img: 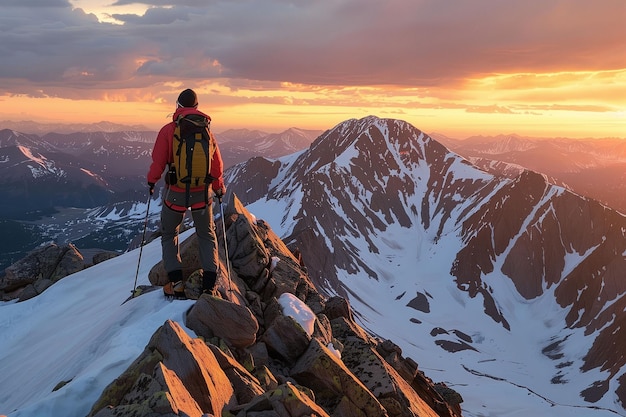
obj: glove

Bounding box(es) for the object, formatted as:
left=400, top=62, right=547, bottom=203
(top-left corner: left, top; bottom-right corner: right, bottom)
left=214, top=186, right=226, bottom=202
left=148, top=182, right=155, bottom=196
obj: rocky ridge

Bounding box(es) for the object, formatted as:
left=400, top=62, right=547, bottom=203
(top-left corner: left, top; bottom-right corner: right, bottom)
left=87, top=193, right=464, bottom=417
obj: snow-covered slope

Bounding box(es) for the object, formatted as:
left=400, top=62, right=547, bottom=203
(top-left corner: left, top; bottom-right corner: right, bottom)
left=228, top=116, right=626, bottom=416
left=0, top=230, right=195, bottom=417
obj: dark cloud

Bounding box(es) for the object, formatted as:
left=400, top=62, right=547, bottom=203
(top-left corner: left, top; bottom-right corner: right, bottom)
left=111, top=6, right=193, bottom=25
left=4, top=0, right=70, bottom=6
left=0, top=7, right=135, bottom=86
left=215, top=0, right=626, bottom=86
left=0, top=0, right=624, bottom=99
left=112, top=0, right=210, bottom=6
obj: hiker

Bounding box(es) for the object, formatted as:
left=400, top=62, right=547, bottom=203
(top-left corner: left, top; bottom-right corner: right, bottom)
left=147, top=88, right=226, bottom=299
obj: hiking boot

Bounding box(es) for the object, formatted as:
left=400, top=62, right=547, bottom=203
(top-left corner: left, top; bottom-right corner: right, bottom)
left=202, top=270, right=217, bottom=294
left=163, top=280, right=186, bottom=299
left=164, top=270, right=186, bottom=300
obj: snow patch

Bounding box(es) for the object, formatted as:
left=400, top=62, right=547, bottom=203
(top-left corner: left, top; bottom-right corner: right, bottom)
left=277, top=292, right=316, bottom=336
left=269, top=256, right=280, bottom=272
left=328, top=342, right=342, bottom=360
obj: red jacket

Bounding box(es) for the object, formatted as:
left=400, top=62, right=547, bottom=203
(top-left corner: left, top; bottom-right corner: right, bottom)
left=148, top=107, right=225, bottom=195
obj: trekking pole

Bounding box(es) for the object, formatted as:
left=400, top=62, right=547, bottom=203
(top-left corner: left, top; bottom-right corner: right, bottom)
left=132, top=195, right=152, bottom=298
left=218, top=197, right=232, bottom=292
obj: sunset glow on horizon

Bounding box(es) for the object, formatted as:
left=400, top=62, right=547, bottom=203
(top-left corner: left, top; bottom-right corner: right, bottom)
left=0, top=1, right=624, bottom=139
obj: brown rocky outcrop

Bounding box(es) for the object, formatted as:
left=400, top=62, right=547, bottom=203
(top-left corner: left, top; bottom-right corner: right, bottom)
left=88, top=319, right=235, bottom=417
left=291, top=338, right=388, bottom=416
left=0, top=242, right=84, bottom=301
left=89, top=193, right=463, bottom=417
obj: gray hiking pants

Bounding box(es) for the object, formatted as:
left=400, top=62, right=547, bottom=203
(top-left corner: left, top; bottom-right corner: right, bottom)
left=160, top=203, right=219, bottom=275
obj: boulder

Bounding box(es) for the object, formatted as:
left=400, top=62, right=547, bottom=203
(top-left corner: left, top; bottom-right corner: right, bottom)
left=324, top=296, right=354, bottom=321
left=339, top=329, right=443, bottom=417
left=187, top=294, right=259, bottom=349
left=92, top=251, right=120, bottom=265
left=227, top=204, right=271, bottom=279
left=263, top=314, right=311, bottom=365
left=208, top=344, right=265, bottom=405
left=92, top=362, right=203, bottom=417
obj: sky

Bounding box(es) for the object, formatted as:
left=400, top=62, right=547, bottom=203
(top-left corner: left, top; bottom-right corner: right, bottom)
left=0, top=0, right=625, bottom=138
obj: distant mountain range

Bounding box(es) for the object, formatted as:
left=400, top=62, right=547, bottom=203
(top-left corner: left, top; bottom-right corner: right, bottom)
left=2, top=121, right=623, bottom=269
left=431, top=133, right=626, bottom=214
left=0, top=126, right=320, bottom=269
left=219, top=127, right=323, bottom=168
left=226, top=116, right=626, bottom=415
left=0, top=129, right=155, bottom=219
left=0, top=120, right=153, bottom=135
left=0, top=126, right=321, bottom=218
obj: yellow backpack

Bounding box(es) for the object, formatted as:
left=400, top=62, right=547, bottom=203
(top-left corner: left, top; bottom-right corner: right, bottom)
left=167, top=113, right=216, bottom=206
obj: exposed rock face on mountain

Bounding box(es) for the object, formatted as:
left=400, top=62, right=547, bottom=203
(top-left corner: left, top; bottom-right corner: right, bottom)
left=225, top=116, right=626, bottom=413
left=224, top=157, right=282, bottom=208
left=88, top=193, right=463, bottom=417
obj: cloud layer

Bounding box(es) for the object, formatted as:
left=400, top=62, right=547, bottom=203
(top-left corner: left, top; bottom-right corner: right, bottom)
left=1, top=0, right=624, bottom=100
left=0, top=0, right=624, bottom=138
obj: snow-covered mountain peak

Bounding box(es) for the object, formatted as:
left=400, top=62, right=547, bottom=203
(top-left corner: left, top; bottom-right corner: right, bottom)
left=226, top=115, right=626, bottom=416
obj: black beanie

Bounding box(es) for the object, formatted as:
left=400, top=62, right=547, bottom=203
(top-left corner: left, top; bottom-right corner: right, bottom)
left=177, top=89, right=198, bottom=108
